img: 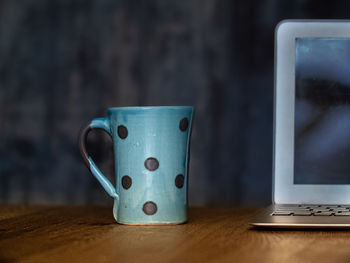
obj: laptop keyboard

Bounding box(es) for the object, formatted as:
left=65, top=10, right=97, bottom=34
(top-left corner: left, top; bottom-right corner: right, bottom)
left=272, top=205, right=350, bottom=216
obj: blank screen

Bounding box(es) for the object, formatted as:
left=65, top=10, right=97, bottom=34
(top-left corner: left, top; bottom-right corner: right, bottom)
left=294, top=38, right=350, bottom=184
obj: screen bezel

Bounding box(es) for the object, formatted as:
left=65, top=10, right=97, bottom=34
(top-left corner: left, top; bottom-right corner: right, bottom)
left=274, top=20, right=350, bottom=204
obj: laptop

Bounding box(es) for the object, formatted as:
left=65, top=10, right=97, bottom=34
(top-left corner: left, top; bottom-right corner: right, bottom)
left=250, top=20, right=350, bottom=228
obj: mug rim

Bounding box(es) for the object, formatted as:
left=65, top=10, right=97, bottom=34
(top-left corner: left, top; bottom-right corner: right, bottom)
left=108, top=106, right=194, bottom=111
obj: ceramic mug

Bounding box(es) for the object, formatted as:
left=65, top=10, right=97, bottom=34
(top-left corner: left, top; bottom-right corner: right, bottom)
left=79, top=106, right=194, bottom=225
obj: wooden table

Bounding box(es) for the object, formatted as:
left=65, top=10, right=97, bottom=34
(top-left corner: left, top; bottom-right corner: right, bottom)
left=2, top=205, right=350, bottom=263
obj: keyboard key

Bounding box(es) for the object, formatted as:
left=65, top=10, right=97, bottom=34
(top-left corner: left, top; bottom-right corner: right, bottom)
left=313, top=209, right=331, bottom=213
left=289, top=209, right=312, bottom=213
left=333, top=207, right=349, bottom=211
left=275, top=209, right=295, bottom=212
left=293, top=212, right=312, bottom=216
left=334, top=212, right=350, bottom=216
left=314, top=212, right=333, bottom=216
left=298, top=206, right=311, bottom=209
left=272, top=211, right=292, bottom=216
left=305, top=206, right=319, bottom=210
left=276, top=207, right=301, bottom=210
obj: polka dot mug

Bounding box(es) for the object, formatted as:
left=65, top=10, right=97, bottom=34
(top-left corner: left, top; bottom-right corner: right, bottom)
left=79, top=106, right=194, bottom=225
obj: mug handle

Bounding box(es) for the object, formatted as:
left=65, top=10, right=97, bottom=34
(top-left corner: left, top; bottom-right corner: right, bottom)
left=78, top=117, right=119, bottom=200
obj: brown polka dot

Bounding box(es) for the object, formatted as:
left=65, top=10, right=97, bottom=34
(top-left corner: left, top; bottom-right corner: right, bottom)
left=175, top=174, right=184, bottom=188
left=118, top=125, right=128, bottom=139
left=179, top=118, right=189, bottom=131
left=143, top=201, right=157, bottom=215
left=144, top=157, right=159, bottom=171
left=121, top=175, right=132, bottom=189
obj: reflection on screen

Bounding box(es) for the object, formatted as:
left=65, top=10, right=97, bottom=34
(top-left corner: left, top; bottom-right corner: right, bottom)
left=295, top=38, right=350, bottom=184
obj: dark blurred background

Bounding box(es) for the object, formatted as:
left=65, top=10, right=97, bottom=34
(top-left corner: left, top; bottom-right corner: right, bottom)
left=1, top=0, right=350, bottom=206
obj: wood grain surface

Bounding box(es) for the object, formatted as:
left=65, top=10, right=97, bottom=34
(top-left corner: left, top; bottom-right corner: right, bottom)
left=2, top=206, right=350, bottom=263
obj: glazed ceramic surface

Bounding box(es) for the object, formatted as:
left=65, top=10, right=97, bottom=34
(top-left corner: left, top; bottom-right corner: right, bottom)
left=79, top=106, right=194, bottom=224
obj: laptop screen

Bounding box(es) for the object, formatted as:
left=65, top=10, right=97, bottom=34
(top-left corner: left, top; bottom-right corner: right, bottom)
left=294, top=38, right=350, bottom=184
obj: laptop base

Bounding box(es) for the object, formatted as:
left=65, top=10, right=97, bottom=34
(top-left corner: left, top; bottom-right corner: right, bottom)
left=249, top=205, right=350, bottom=228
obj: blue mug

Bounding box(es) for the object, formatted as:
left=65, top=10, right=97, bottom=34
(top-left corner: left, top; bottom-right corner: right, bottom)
left=79, top=106, right=194, bottom=225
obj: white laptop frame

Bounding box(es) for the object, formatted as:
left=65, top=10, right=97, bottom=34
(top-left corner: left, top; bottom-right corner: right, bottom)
left=274, top=20, right=350, bottom=204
